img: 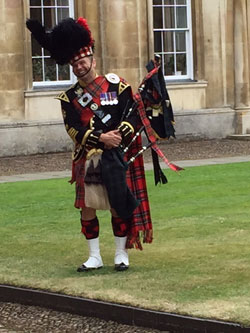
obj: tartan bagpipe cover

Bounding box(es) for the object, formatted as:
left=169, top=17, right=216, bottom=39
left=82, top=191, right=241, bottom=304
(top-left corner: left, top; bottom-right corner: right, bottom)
left=133, top=60, right=183, bottom=185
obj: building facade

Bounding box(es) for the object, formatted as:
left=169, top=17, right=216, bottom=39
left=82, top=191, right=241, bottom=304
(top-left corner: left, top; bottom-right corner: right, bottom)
left=0, top=0, right=249, bottom=156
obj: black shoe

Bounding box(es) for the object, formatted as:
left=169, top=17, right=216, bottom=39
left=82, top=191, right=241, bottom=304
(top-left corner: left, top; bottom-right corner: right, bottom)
left=77, top=264, right=103, bottom=272
left=115, top=263, right=129, bottom=272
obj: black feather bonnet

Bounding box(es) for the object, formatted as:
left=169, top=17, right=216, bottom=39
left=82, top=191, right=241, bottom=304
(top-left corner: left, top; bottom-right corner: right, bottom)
left=26, top=17, right=95, bottom=65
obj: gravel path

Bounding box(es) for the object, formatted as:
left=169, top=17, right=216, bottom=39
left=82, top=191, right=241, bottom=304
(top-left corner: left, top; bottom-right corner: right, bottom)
left=1, top=138, right=250, bottom=176
left=0, top=302, right=166, bottom=333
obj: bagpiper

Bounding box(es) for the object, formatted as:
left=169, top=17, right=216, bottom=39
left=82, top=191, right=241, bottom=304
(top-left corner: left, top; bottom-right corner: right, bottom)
left=26, top=17, right=153, bottom=272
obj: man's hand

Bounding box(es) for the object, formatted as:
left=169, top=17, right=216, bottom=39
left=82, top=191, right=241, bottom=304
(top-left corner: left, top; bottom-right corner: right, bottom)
left=99, top=130, right=122, bottom=149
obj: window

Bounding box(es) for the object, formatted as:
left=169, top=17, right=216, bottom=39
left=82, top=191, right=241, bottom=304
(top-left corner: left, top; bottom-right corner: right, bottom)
left=29, top=0, right=74, bottom=87
left=153, top=0, right=193, bottom=80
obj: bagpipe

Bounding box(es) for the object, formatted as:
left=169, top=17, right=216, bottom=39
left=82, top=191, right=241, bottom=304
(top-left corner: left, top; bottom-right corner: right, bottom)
left=122, top=55, right=184, bottom=185
left=89, top=56, right=184, bottom=218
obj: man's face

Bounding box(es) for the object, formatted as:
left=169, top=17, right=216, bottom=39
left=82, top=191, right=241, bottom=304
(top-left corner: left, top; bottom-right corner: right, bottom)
left=72, top=56, right=96, bottom=80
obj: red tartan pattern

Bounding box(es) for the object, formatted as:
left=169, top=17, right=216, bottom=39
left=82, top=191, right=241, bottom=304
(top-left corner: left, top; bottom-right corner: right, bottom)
left=85, top=76, right=108, bottom=99
left=125, top=134, right=153, bottom=250
left=73, top=157, right=86, bottom=208
left=134, top=92, right=157, bottom=145
left=111, top=216, right=128, bottom=237
left=81, top=217, right=99, bottom=239
left=72, top=76, right=109, bottom=127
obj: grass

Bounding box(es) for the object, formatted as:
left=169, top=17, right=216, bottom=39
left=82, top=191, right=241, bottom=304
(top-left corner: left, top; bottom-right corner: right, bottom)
left=1, top=162, right=250, bottom=325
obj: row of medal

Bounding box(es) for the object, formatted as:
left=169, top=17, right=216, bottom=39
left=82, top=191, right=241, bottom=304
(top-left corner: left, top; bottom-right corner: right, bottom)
left=100, top=92, right=118, bottom=106
left=77, top=90, right=118, bottom=109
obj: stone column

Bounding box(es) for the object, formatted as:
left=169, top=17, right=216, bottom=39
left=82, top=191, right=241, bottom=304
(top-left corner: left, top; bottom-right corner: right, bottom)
left=234, top=0, right=250, bottom=133
left=0, top=0, right=25, bottom=121
left=96, top=0, right=149, bottom=90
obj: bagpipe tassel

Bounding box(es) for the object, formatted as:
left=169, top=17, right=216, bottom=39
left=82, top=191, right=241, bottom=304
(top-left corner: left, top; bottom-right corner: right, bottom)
left=151, top=148, right=168, bottom=185
left=152, top=143, right=184, bottom=174
left=168, top=162, right=184, bottom=172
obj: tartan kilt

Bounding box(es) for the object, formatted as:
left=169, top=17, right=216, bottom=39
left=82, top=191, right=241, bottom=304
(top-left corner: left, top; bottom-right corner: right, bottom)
left=71, top=135, right=153, bottom=250
left=71, top=156, right=86, bottom=209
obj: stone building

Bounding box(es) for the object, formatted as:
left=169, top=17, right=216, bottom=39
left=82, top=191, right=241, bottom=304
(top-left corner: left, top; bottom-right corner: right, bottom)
left=0, top=0, right=249, bottom=156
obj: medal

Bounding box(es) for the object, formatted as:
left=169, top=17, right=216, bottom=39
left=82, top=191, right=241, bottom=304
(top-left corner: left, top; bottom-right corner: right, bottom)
left=78, top=92, right=92, bottom=107
left=100, top=92, right=118, bottom=106
left=90, top=103, right=98, bottom=111
left=75, top=86, right=83, bottom=97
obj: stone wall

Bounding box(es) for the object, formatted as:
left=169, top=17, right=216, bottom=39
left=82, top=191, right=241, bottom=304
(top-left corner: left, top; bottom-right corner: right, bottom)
left=2, top=0, right=250, bottom=157
left=0, top=0, right=25, bottom=121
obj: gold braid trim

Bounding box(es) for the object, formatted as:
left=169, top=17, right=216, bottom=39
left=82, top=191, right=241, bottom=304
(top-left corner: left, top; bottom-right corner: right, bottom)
left=81, top=129, right=93, bottom=146
left=55, top=92, right=70, bottom=103
left=117, top=121, right=134, bottom=141
left=86, top=148, right=103, bottom=160
left=67, top=127, right=79, bottom=143
left=120, top=121, right=134, bottom=134
left=118, top=81, right=129, bottom=95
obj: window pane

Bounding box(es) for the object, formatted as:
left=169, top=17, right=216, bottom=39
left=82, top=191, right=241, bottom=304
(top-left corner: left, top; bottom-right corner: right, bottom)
left=44, top=58, right=56, bottom=81
left=176, top=0, right=186, bottom=4
left=32, top=58, right=43, bottom=81
left=44, top=48, right=50, bottom=56
left=164, top=54, right=174, bottom=75
left=57, top=0, right=69, bottom=5
left=176, top=7, right=187, bottom=28
left=58, top=64, right=70, bottom=80
left=57, top=8, right=70, bottom=21
left=32, top=38, right=42, bottom=56
left=176, top=53, right=186, bottom=74
left=153, top=7, right=163, bottom=29
left=43, top=0, right=55, bottom=6
left=164, top=0, right=174, bottom=4
left=30, top=7, right=42, bottom=22
left=153, top=0, right=162, bottom=5
left=30, top=0, right=41, bottom=5
left=44, top=8, right=56, bottom=28
left=154, top=31, right=162, bottom=52
left=176, top=31, right=186, bottom=52
left=164, top=6, right=175, bottom=28
left=163, top=31, right=174, bottom=52
left=30, top=0, right=73, bottom=84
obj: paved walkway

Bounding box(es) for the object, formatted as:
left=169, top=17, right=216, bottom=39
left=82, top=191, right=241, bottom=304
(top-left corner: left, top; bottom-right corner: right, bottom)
left=1, top=155, right=250, bottom=184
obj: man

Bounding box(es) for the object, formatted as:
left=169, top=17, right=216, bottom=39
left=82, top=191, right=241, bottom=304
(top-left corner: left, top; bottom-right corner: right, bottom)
left=26, top=17, right=153, bottom=272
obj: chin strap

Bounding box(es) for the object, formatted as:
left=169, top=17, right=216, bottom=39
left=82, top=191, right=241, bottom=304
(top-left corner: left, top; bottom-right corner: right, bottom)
left=77, top=56, right=94, bottom=79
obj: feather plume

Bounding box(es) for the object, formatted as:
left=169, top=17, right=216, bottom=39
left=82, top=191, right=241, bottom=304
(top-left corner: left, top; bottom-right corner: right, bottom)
left=26, top=18, right=95, bottom=65
left=26, top=19, right=51, bottom=51
left=77, top=17, right=94, bottom=46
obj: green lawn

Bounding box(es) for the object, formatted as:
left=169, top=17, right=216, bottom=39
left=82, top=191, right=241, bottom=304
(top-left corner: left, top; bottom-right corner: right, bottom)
left=1, top=162, right=250, bottom=325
